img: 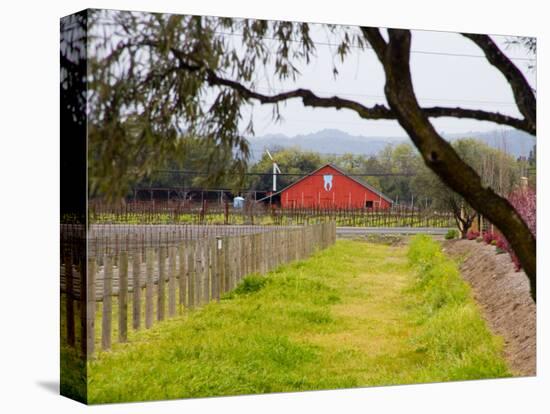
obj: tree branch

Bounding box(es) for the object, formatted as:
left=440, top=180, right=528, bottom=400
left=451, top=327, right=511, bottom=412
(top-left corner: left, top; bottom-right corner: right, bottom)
left=462, top=33, right=536, bottom=131
left=423, top=107, right=533, bottom=134
left=170, top=47, right=534, bottom=133
left=360, top=27, right=387, bottom=60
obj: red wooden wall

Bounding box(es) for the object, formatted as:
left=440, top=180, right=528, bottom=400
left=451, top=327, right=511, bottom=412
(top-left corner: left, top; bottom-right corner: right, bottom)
left=280, top=165, right=392, bottom=209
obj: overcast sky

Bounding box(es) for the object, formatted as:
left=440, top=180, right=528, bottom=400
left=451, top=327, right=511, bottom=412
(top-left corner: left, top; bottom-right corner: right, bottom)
left=240, top=26, right=536, bottom=138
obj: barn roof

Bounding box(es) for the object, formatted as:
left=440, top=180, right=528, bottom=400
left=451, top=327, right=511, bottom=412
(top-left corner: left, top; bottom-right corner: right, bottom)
left=257, top=163, right=394, bottom=204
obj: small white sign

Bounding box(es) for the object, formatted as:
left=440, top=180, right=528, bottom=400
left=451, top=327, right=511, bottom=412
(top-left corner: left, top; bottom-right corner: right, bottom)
left=323, top=174, right=333, bottom=191
left=217, top=239, right=223, bottom=250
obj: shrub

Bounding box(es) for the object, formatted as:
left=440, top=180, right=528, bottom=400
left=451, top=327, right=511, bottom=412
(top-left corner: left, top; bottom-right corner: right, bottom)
left=508, top=187, right=536, bottom=237
left=487, top=188, right=535, bottom=272
left=233, top=275, right=268, bottom=295
left=495, top=237, right=507, bottom=250
left=445, top=229, right=459, bottom=240
left=466, top=230, right=479, bottom=240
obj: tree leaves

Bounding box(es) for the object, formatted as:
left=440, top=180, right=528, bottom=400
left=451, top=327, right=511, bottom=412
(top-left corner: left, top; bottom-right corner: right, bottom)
left=88, top=11, right=327, bottom=199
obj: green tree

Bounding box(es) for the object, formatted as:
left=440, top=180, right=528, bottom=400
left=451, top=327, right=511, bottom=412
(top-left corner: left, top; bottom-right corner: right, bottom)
left=360, top=156, right=384, bottom=190
left=135, top=135, right=245, bottom=192
left=413, top=139, right=521, bottom=238
left=372, top=143, right=421, bottom=203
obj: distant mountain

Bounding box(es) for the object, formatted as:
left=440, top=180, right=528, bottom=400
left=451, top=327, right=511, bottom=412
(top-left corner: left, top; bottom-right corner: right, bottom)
left=248, top=129, right=406, bottom=161
left=247, top=128, right=535, bottom=161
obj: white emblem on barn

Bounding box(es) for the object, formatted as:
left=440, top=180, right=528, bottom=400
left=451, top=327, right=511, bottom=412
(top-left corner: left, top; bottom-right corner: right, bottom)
left=323, top=174, right=333, bottom=192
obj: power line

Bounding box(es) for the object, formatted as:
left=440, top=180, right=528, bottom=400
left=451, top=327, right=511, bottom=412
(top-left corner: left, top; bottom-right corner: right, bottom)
left=214, top=30, right=536, bottom=62
left=154, top=169, right=416, bottom=177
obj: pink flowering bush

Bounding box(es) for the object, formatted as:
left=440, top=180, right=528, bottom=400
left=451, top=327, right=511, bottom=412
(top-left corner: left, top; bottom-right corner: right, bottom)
left=483, top=231, right=496, bottom=244
left=466, top=230, right=480, bottom=240
left=508, top=187, right=536, bottom=237
left=490, top=188, right=536, bottom=271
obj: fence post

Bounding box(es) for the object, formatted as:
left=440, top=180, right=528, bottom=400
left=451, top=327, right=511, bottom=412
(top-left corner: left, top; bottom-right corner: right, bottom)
left=234, top=235, right=240, bottom=282
left=232, top=236, right=238, bottom=284
left=214, top=236, right=225, bottom=302
left=168, top=246, right=177, bottom=317
left=132, top=253, right=141, bottom=330
left=178, top=242, right=187, bottom=310
left=64, top=253, right=75, bottom=347
left=223, top=237, right=231, bottom=292
left=87, top=257, right=96, bottom=357
left=203, top=241, right=210, bottom=303
left=291, top=229, right=295, bottom=260
left=284, top=229, right=288, bottom=263
left=259, top=232, right=266, bottom=274
left=195, top=241, right=203, bottom=305
left=275, top=231, right=280, bottom=268
left=78, top=256, right=86, bottom=356
left=188, top=241, right=196, bottom=309
left=195, top=241, right=202, bottom=305
left=102, top=255, right=112, bottom=350
left=207, top=240, right=214, bottom=303
left=119, top=252, right=128, bottom=342
left=257, top=233, right=262, bottom=273
left=243, top=235, right=250, bottom=276
left=230, top=237, right=237, bottom=289
left=303, top=227, right=307, bottom=259
left=268, top=231, right=274, bottom=272
left=218, top=237, right=227, bottom=296
left=238, top=235, right=244, bottom=282
left=213, top=237, right=221, bottom=302
left=251, top=234, right=256, bottom=276
left=145, top=248, right=154, bottom=329
left=157, top=247, right=166, bottom=321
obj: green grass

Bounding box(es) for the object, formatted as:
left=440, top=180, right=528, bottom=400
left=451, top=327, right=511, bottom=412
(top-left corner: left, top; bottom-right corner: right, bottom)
left=61, top=346, right=87, bottom=403
left=405, top=235, right=509, bottom=380
left=87, top=238, right=509, bottom=404
left=60, top=297, right=87, bottom=402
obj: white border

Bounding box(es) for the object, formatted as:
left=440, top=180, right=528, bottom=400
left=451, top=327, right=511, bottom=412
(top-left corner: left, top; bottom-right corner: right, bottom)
left=0, top=1, right=547, bottom=412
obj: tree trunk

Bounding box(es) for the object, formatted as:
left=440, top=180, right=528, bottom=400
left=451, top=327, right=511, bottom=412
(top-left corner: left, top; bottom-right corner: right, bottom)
left=371, top=29, right=536, bottom=301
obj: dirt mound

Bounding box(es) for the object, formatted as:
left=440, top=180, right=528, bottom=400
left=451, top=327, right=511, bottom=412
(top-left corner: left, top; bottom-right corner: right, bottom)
left=443, top=239, right=536, bottom=377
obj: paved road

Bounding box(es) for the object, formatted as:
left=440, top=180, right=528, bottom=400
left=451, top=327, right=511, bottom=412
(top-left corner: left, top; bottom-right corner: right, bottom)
left=336, top=226, right=455, bottom=236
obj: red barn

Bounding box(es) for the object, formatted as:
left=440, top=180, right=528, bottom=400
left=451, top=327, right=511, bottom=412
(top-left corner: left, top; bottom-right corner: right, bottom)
left=270, top=164, right=393, bottom=209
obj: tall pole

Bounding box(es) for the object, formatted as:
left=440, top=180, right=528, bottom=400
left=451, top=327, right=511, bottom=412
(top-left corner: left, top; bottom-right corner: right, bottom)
left=266, top=149, right=281, bottom=193
left=273, top=162, right=277, bottom=192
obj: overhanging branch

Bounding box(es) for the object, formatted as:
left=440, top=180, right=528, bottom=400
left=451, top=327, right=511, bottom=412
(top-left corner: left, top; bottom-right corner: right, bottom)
left=462, top=33, right=536, bottom=131
left=170, top=47, right=534, bottom=133
left=360, top=27, right=387, bottom=60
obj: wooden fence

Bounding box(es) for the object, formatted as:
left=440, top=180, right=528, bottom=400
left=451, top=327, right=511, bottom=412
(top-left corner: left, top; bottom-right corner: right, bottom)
left=60, top=222, right=336, bottom=356
left=85, top=224, right=307, bottom=260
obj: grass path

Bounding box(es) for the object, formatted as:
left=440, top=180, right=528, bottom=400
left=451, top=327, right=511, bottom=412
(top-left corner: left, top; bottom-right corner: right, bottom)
left=88, top=239, right=509, bottom=404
